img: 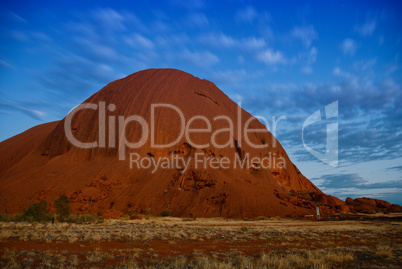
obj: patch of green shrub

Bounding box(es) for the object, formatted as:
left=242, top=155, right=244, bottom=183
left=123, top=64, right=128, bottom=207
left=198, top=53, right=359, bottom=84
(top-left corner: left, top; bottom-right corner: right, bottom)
left=254, top=216, right=268, bottom=221
left=55, top=195, right=70, bottom=221
left=0, top=214, right=24, bottom=222
left=22, top=200, right=52, bottom=222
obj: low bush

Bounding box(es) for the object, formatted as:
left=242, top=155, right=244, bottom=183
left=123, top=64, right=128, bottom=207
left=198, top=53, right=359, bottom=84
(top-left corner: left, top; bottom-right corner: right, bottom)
left=22, top=200, right=52, bottom=222
left=0, top=214, right=24, bottom=222
left=160, top=210, right=170, bottom=217
left=55, top=195, right=70, bottom=221
left=0, top=213, right=104, bottom=224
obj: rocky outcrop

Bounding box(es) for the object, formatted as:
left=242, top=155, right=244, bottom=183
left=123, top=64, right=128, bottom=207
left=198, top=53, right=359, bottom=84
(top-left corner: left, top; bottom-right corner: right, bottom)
left=0, top=69, right=398, bottom=218
left=346, top=197, right=402, bottom=214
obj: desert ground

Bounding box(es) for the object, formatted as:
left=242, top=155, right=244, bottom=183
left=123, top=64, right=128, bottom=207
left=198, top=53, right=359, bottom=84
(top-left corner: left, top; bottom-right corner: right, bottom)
left=0, top=214, right=401, bottom=268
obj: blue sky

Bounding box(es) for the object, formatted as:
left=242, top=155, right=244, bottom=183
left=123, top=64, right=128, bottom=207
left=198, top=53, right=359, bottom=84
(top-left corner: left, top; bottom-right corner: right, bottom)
left=1, top=0, right=401, bottom=204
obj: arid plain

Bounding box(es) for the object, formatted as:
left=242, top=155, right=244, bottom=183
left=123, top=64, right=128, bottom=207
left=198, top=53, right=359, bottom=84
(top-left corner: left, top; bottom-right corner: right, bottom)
left=1, top=213, right=401, bottom=268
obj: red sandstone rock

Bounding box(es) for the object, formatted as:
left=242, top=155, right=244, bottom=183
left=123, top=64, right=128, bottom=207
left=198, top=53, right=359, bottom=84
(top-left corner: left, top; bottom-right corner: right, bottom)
left=101, top=209, right=123, bottom=219
left=0, top=69, right=397, bottom=218
left=355, top=197, right=377, bottom=207
left=337, top=204, right=351, bottom=213
left=345, top=197, right=354, bottom=205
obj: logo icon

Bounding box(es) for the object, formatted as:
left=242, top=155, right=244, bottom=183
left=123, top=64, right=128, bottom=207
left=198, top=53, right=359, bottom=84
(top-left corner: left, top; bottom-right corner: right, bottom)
left=302, top=101, right=338, bottom=167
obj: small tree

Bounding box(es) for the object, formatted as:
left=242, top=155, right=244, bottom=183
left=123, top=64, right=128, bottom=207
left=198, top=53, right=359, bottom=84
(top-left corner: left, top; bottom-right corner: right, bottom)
left=55, top=195, right=70, bottom=221
left=23, top=200, right=50, bottom=222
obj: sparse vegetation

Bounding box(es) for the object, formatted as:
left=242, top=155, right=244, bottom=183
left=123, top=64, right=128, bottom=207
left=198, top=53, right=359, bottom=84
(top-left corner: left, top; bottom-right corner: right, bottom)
left=160, top=209, right=170, bottom=217
left=54, top=195, right=70, bottom=221
left=0, top=214, right=400, bottom=268
left=0, top=230, right=11, bottom=242
left=64, top=214, right=104, bottom=224
left=375, top=245, right=394, bottom=258
left=0, top=196, right=102, bottom=224
left=0, top=214, right=24, bottom=222
left=0, top=213, right=103, bottom=224
left=22, top=200, right=52, bottom=222
left=254, top=216, right=268, bottom=221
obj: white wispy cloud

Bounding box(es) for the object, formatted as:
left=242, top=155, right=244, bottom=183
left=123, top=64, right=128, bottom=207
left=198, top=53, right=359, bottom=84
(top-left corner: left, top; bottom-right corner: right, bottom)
left=124, top=33, right=155, bottom=50
left=355, top=20, right=376, bottom=36
left=9, top=30, right=29, bottom=42
left=300, top=46, right=318, bottom=74
left=155, top=34, right=190, bottom=47
left=197, top=32, right=266, bottom=50
left=209, top=69, right=247, bottom=83
left=74, top=37, right=118, bottom=61
left=199, top=33, right=236, bottom=47
left=91, top=8, right=126, bottom=31
left=307, top=47, right=317, bottom=64
left=257, top=49, right=286, bottom=65
left=235, top=6, right=258, bottom=23
left=177, top=49, right=219, bottom=67
left=301, top=66, right=313, bottom=74
left=0, top=60, right=15, bottom=69
left=291, top=25, right=318, bottom=48
left=5, top=11, right=26, bottom=23
left=0, top=101, right=45, bottom=120
left=170, top=0, right=205, bottom=9
left=340, top=38, right=357, bottom=56
left=186, top=13, right=209, bottom=26
left=241, top=37, right=266, bottom=50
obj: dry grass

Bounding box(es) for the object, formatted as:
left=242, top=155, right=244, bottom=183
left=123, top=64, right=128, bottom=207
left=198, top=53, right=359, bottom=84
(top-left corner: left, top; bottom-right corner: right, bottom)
left=0, top=215, right=400, bottom=268
left=0, top=229, right=11, bottom=242
left=323, top=248, right=354, bottom=263
left=113, top=249, right=354, bottom=269
left=0, top=216, right=399, bottom=244
left=69, top=254, right=79, bottom=266
left=375, top=245, right=394, bottom=258
left=256, top=249, right=353, bottom=269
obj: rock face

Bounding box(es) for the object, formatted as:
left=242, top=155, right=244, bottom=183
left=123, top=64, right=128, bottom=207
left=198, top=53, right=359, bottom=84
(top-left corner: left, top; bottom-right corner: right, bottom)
left=345, top=197, right=402, bottom=214
left=0, top=69, right=397, bottom=218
